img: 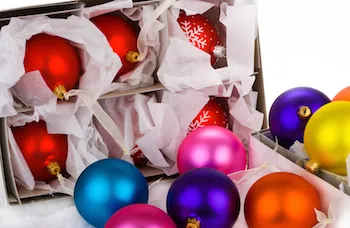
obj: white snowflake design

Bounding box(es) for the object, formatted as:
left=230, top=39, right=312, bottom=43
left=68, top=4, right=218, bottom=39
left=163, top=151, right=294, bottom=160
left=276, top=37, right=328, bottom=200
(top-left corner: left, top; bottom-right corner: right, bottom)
left=180, top=20, right=207, bottom=49
left=188, top=110, right=211, bottom=132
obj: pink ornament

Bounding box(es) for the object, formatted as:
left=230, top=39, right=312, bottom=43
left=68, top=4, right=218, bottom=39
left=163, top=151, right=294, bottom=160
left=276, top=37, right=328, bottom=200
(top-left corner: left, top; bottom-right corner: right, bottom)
left=177, top=126, right=246, bottom=175
left=105, top=204, right=176, bottom=228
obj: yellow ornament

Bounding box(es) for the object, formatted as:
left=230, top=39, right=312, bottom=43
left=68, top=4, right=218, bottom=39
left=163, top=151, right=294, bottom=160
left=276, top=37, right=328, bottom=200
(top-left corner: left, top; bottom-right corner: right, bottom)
left=304, top=101, right=350, bottom=176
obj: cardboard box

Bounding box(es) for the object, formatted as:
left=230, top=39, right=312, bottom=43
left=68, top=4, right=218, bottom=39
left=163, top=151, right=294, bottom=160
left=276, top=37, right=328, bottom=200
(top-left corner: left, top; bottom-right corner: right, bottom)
left=0, top=1, right=266, bottom=205
left=249, top=130, right=350, bottom=213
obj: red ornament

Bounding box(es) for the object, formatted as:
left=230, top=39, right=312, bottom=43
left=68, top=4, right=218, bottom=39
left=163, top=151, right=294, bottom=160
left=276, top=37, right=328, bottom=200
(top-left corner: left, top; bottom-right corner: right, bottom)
left=12, top=120, right=68, bottom=182
left=188, top=98, right=229, bottom=133
left=91, top=15, right=139, bottom=79
left=24, top=33, right=81, bottom=99
left=177, top=11, right=224, bottom=64
left=131, top=146, right=148, bottom=168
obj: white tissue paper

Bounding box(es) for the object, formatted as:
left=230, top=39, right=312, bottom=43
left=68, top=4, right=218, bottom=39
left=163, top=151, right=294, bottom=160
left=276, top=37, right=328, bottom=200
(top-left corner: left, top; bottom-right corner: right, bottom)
left=7, top=112, right=108, bottom=195
left=159, top=1, right=257, bottom=94
left=83, top=0, right=165, bottom=94
left=289, top=140, right=310, bottom=159
left=140, top=91, right=209, bottom=175
left=158, top=1, right=262, bottom=141
left=94, top=94, right=154, bottom=159
left=0, top=15, right=120, bottom=133
left=229, top=164, right=281, bottom=228
left=95, top=91, right=209, bottom=175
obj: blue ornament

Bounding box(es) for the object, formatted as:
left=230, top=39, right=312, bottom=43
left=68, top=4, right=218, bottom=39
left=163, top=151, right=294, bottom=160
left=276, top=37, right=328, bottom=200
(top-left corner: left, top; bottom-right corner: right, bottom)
left=166, top=168, right=240, bottom=228
left=74, top=158, right=149, bottom=228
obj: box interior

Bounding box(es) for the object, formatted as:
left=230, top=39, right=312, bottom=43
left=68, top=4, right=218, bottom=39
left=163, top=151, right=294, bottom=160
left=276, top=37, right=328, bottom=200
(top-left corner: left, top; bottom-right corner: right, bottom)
left=252, top=130, right=350, bottom=195
left=0, top=0, right=267, bottom=205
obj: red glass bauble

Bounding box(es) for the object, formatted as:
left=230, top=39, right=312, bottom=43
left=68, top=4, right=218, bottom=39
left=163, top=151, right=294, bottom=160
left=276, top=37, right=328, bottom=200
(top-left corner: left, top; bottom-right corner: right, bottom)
left=24, top=33, right=81, bottom=99
left=244, top=172, right=322, bottom=228
left=131, top=146, right=148, bottom=168
left=188, top=98, right=229, bottom=133
left=12, top=120, right=68, bottom=182
left=91, top=15, right=139, bottom=79
left=177, top=11, right=221, bottom=64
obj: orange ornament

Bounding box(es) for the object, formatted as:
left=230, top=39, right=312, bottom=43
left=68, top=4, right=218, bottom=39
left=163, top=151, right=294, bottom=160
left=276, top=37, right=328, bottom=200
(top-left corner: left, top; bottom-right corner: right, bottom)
left=333, top=86, right=350, bottom=101
left=244, top=172, right=321, bottom=228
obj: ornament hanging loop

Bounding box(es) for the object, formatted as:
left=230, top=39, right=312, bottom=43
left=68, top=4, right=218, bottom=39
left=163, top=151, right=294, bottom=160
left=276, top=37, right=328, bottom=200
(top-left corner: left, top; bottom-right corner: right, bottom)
left=305, top=160, right=320, bottom=173
left=298, top=106, right=312, bottom=119
left=213, top=45, right=226, bottom=58
left=126, top=51, right=140, bottom=63
left=186, top=218, right=200, bottom=228
left=53, top=85, right=68, bottom=100
left=47, top=161, right=61, bottom=176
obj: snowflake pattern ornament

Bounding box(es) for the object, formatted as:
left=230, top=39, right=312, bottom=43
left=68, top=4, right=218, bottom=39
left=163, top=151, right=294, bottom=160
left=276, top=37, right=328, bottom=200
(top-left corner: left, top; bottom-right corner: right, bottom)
left=177, top=11, right=225, bottom=65
left=188, top=98, right=229, bottom=133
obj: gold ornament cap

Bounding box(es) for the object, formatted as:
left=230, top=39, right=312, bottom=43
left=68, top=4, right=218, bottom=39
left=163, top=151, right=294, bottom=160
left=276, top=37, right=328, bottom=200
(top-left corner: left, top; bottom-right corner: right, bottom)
left=47, top=161, right=61, bottom=176
left=186, top=218, right=200, bottom=228
left=305, top=160, right=320, bottom=173
left=126, top=51, right=140, bottom=63
left=53, top=85, right=67, bottom=100
left=298, top=106, right=312, bottom=119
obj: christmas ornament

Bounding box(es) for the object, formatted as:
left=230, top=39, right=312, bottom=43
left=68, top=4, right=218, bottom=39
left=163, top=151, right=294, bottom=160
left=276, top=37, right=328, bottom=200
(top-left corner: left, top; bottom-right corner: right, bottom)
left=167, top=168, right=240, bottom=228
left=304, top=101, right=350, bottom=175
left=131, top=146, right=148, bottom=168
left=188, top=98, right=228, bottom=133
left=105, top=204, right=177, bottom=228
left=269, top=87, right=330, bottom=148
left=12, top=120, right=68, bottom=182
left=24, top=33, right=81, bottom=100
left=333, top=86, right=350, bottom=101
left=178, top=126, right=246, bottom=174
left=177, top=11, right=225, bottom=65
left=74, top=158, right=148, bottom=228
left=91, top=15, right=139, bottom=79
left=244, top=172, right=321, bottom=228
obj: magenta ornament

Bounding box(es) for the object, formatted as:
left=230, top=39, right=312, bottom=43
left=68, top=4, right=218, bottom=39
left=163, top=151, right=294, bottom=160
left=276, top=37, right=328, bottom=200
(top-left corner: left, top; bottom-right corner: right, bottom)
left=105, top=204, right=177, bottom=228
left=177, top=126, right=246, bottom=175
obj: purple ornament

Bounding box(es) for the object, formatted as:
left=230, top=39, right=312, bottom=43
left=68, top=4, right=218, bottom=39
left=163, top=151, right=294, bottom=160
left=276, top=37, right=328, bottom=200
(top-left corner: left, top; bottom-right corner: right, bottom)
left=269, top=87, right=330, bottom=148
left=105, top=204, right=176, bottom=228
left=177, top=126, right=246, bottom=175
left=166, top=168, right=240, bottom=228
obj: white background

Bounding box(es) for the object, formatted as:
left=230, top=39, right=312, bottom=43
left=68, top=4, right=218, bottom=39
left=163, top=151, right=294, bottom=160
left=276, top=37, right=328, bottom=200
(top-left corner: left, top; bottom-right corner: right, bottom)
left=258, top=0, right=350, bottom=112
left=1, top=0, right=349, bottom=113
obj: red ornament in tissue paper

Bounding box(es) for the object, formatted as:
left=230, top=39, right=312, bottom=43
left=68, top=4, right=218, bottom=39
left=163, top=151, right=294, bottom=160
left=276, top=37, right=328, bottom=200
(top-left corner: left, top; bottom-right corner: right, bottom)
left=131, top=146, right=148, bottom=168
left=12, top=120, right=68, bottom=182
left=91, top=14, right=139, bottom=79
left=24, top=33, right=81, bottom=99
left=188, top=98, right=229, bottom=133
left=177, top=11, right=221, bottom=64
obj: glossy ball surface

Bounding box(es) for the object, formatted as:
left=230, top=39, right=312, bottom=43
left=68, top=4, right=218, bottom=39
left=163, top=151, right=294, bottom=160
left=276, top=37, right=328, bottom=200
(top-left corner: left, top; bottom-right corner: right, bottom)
left=24, top=33, right=81, bottom=92
left=188, top=98, right=229, bottom=133
left=269, top=87, right=330, bottom=148
left=304, top=101, right=350, bottom=175
left=74, top=159, right=149, bottom=228
left=177, top=12, right=220, bottom=64
left=166, top=168, right=240, bottom=228
left=244, top=172, right=321, bottom=228
left=12, top=120, right=68, bottom=182
left=105, top=204, right=177, bottom=228
left=178, top=126, right=246, bottom=175
left=91, top=15, right=138, bottom=78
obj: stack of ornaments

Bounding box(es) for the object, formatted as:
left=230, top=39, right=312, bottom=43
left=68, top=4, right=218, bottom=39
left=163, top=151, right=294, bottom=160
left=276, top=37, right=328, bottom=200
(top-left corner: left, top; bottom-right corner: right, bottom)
left=0, top=0, right=166, bottom=196
left=0, top=0, right=324, bottom=228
